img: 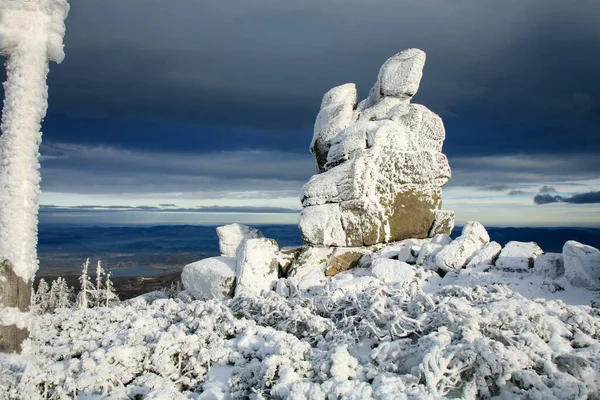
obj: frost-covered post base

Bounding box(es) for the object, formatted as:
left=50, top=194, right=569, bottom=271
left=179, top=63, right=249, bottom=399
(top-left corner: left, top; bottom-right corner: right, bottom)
left=0, top=0, right=69, bottom=353
left=0, top=261, right=31, bottom=352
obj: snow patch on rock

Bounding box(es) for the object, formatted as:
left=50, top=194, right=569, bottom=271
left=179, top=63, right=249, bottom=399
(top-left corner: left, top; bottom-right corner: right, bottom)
left=235, top=238, right=280, bottom=296
left=495, top=241, right=544, bottom=271
left=216, top=223, right=263, bottom=258
left=181, top=256, right=236, bottom=301
left=563, top=240, right=600, bottom=290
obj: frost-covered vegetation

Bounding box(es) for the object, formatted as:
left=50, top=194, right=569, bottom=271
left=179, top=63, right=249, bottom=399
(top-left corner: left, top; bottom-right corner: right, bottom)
left=2, top=264, right=599, bottom=399
left=31, top=259, right=120, bottom=313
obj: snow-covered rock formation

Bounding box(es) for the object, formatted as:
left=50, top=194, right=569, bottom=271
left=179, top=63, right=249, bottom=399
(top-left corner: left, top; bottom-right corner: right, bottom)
left=299, top=49, right=454, bottom=247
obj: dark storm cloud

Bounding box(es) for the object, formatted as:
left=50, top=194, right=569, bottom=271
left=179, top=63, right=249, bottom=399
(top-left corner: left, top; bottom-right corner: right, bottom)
left=2, top=0, right=600, bottom=198
left=533, top=194, right=564, bottom=205
left=38, top=142, right=312, bottom=196
left=508, top=190, right=530, bottom=196
left=563, top=192, right=600, bottom=204
left=533, top=191, right=600, bottom=205
left=0, top=0, right=595, bottom=156
left=448, top=154, right=600, bottom=187
left=538, top=186, right=557, bottom=194
left=475, top=185, right=511, bottom=192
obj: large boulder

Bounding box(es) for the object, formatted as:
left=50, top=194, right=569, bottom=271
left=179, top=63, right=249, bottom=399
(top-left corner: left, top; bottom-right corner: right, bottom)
left=563, top=241, right=600, bottom=290
left=299, top=49, right=453, bottom=247
left=181, top=256, right=237, bottom=300
left=216, top=223, right=263, bottom=258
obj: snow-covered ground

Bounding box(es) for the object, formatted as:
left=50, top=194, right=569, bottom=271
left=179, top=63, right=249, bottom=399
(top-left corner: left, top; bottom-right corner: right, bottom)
left=1, top=259, right=599, bottom=399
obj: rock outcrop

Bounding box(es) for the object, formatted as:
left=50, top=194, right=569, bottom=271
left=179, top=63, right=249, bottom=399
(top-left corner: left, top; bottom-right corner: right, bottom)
left=300, top=48, right=453, bottom=247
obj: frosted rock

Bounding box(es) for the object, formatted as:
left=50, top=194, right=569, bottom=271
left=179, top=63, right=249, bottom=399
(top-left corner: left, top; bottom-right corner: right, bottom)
left=435, top=222, right=490, bottom=272
left=278, top=247, right=301, bottom=276
left=326, top=122, right=375, bottom=168
left=300, top=49, right=453, bottom=247
left=287, top=246, right=335, bottom=280
left=378, top=49, right=426, bottom=99
left=466, top=241, right=502, bottom=268
left=534, top=253, right=565, bottom=279
left=495, top=241, right=543, bottom=271
left=181, top=256, right=236, bottom=300
left=431, top=233, right=452, bottom=246
left=392, top=104, right=445, bottom=152
left=297, top=269, right=328, bottom=295
left=216, top=223, right=263, bottom=258
left=235, top=238, right=280, bottom=296
left=375, top=239, right=427, bottom=264
left=429, top=210, right=455, bottom=237
left=371, top=258, right=416, bottom=285
left=356, top=97, right=405, bottom=123
left=563, top=241, right=600, bottom=290
left=462, top=221, right=490, bottom=244
left=326, top=248, right=370, bottom=276
left=416, top=242, right=443, bottom=270
left=311, top=83, right=357, bottom=172
left=328, top=276, right=378, bottom=300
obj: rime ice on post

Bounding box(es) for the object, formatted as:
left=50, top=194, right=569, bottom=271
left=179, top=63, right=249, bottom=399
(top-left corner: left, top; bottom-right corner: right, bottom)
left=0, top=0, right=69, bottom=353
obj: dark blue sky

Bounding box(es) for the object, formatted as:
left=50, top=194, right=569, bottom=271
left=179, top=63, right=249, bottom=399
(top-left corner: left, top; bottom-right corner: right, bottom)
left=1, top=0, right=599, bottom=226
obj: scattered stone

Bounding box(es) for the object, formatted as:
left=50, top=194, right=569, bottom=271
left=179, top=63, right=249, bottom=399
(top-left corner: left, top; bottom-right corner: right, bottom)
left=416, top=242, right=443, bottom=270
left=563, top=241, right=600, bottom=290
left=235, top=238, right=280, bottom=296
left=371, top=258, right=417, bottom=285
left=326, top=248, right=370, bottom=276
left=495, top=241, right=543, bottom=271
left=435, top=221, right=490, bottom=272
left=374, top=239, right=426, bottom=262
left=216, top=223, right=263, bottom=258
left=287, top=246, right=335, bottom=280
left=297, top=269, right=328, bottom=295
left=534, top=253, right=565, bottom=279
left=466, top=241, right=502, bottom=268
left=181, top=256, right=237, bottom=300
left=278, top=247, right=301, bottom=276
left=431, top=233, right=452, bottom=246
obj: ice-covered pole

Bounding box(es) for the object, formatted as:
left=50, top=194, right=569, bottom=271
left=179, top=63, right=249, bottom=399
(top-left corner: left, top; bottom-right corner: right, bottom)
left=0, top=0, right=69, bottom=353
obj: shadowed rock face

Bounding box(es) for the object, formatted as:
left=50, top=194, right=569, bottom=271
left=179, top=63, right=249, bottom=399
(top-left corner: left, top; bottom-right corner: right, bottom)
left=300, top=48, right=454, bottom=247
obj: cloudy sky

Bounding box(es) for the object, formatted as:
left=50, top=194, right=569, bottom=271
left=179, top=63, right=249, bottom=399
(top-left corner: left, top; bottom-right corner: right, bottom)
left=2, top=0, right=600, bottom=226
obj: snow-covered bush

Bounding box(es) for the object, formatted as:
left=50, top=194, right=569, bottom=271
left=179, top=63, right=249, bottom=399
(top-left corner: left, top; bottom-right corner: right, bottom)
left=2, top=277, right=599, bottom=399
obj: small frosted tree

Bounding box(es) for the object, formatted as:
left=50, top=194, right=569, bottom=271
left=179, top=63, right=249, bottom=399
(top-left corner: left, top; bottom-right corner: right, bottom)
left=51, top=277, right=72, bottom=309
left=104, top=272, right=118, bottom=307
left=32, top=278, right=50, bottom=313
left=0, top=0, right=70, bottom=353
left=76, top=259, right=95, bottom=309
left=94, top=260, right=104, bottom=306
